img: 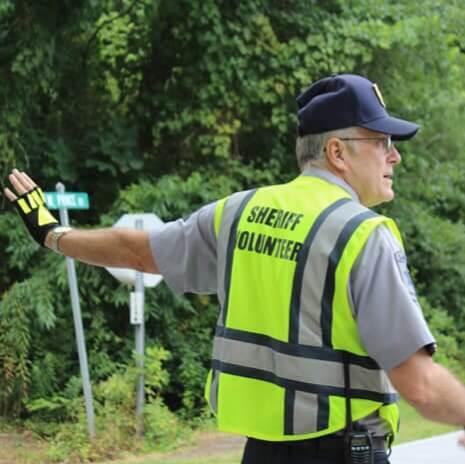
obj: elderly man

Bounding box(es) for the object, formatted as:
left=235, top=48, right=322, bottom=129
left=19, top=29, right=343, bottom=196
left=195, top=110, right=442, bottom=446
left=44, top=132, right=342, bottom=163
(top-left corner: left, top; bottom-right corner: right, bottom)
left=5, top=74, right=465, bottom=464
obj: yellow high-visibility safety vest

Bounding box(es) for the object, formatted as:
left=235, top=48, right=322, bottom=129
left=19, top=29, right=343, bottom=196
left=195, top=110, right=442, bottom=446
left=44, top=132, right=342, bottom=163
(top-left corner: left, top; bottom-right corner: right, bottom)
left=205, top=175, right=401, bottom=441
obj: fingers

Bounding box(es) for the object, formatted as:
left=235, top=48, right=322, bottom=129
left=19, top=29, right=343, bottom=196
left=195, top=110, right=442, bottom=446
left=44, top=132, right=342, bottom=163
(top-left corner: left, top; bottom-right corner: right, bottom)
left=9, top=169, right=37, bottom=193
left=3, top=187, right=17, bottom=201
left=4, top=169, right=37, bottom=201
left=21, top=171, right=38, bottom=189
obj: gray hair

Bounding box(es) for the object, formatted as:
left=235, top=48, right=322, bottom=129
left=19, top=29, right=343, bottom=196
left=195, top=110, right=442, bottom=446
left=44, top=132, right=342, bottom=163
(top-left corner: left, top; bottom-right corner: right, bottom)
left=296, top=127, right=359, bottom=170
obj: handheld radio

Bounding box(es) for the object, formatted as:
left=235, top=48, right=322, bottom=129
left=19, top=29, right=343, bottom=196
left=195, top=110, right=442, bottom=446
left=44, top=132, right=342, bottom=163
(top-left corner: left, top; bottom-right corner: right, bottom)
left=343, top=354, right=374, bottom=464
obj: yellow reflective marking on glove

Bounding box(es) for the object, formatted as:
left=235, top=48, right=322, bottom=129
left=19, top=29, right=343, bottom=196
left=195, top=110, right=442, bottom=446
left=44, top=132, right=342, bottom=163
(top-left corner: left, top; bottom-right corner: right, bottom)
left=18, top=198, right=32, bottom=214
left=37, top=188, right=46, bottom=203
left=31, top=189, right=44, bottom=207
left=38, top=206, right=58, bottom=226
left=28, top=193, right=37, bottom=208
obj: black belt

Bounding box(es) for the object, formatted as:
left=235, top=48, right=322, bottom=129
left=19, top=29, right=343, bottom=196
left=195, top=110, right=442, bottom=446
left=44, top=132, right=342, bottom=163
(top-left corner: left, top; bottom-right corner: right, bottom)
left=247, top=434, right=386, bottom=455
left=307, top=434, right=386, bottom=452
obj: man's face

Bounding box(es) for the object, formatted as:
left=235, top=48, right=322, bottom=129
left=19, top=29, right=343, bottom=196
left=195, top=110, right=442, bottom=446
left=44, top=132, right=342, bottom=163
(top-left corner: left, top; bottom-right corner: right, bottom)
left=340, top=128, right=401, bottom=207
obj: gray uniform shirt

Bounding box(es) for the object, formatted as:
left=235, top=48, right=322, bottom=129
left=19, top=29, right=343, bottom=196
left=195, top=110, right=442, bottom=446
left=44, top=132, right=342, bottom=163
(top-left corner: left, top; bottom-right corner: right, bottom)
left=149, top=169, right=435, bottom=385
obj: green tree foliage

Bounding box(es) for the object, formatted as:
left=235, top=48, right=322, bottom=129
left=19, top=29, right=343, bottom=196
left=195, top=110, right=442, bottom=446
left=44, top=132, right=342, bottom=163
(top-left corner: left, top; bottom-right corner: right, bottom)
left=0, top=0, right=465, bottom=456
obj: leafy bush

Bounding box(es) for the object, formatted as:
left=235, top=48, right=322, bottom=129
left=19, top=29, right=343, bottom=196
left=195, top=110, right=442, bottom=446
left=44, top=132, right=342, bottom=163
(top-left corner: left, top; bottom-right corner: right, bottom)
left=143, top=397, right=191, bottom=452
left=45, top=344, right=190, bottom=462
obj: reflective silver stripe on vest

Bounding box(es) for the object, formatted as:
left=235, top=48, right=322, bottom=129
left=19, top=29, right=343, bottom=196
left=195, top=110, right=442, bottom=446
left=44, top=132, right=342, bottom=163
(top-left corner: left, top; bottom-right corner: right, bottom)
left=216, top=190, right=255, bottom=322
left=212, top=335, right=396, bottom=396
left=210, top=369, right=219, bottom=414
left=212, top=190, right=256, bottom=412
left=295, top=200, right=369, bottom=346
left=287, top=202, right=387, bottom=434
left=293, top=391, right=320, bottom=434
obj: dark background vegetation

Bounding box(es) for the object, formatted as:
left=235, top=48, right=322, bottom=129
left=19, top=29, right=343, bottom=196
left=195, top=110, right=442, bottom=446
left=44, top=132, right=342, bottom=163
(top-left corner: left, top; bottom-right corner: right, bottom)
left=0, top=0, right=464, bottom=460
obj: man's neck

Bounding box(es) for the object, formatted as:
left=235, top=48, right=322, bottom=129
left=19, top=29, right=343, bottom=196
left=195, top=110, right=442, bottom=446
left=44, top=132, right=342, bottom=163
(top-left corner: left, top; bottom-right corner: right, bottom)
left=301, top=165, right=360, bottom=203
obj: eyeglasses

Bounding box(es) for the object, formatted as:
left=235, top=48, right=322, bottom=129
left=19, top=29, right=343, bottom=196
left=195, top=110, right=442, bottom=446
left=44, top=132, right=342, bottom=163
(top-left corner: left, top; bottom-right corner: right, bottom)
left=338, top=136, right=393, bottom=153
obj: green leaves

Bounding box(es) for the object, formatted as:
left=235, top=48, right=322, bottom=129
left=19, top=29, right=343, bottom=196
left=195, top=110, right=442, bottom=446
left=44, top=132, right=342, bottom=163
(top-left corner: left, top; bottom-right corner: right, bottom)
left=0, top=282, right=32, bottom=415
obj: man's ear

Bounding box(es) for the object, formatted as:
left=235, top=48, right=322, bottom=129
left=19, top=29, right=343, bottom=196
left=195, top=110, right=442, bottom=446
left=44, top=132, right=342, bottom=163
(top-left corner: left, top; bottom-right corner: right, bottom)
left=324, top=137, right=349, bottom=173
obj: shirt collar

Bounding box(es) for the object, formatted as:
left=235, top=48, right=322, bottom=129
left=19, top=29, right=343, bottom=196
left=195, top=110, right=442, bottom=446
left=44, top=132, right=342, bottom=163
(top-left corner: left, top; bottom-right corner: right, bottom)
left=301, top=167, right=360, bottom=202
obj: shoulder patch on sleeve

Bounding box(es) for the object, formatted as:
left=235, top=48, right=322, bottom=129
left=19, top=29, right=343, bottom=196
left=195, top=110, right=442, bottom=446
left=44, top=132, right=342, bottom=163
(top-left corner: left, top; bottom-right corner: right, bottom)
left=394, top=250, right=418, bottom=304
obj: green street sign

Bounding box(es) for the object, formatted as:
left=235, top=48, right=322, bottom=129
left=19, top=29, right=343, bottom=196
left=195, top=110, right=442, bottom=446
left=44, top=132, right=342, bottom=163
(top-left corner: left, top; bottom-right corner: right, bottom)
left=45, top=192, right=90, bottom=210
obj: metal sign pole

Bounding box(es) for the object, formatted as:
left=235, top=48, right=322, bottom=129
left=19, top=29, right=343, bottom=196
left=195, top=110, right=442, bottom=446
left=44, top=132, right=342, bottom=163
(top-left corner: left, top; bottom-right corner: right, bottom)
left=56, top=182, right=96, bottom=439
left=104, top=213, right=164, bottom=436
left=134, top=218, right=145, bottom=436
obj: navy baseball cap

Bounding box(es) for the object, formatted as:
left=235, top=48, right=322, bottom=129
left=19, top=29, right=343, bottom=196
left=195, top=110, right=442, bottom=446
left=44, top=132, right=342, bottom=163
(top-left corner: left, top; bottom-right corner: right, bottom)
left=296, top=74, right=419, bottom=140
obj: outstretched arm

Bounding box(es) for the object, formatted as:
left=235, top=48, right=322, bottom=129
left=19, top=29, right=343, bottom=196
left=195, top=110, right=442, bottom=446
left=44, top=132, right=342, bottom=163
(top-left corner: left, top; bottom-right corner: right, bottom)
left=4, top=169, right=159, bottom=273
left=389, top=348, right=465, bottom=426
left=47, top=227, right=158, bottom=273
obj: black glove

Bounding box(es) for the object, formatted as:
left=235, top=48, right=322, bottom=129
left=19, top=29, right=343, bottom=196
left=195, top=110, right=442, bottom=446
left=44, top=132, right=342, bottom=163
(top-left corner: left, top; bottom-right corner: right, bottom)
left=13, top=187, right=59, bottom=246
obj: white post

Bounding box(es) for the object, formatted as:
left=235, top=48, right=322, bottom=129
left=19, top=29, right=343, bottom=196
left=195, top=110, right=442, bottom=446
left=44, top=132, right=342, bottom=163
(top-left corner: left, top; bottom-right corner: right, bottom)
left=56, top=182, right=96, bottom=439
left=134, top=218, right=145, bottom=437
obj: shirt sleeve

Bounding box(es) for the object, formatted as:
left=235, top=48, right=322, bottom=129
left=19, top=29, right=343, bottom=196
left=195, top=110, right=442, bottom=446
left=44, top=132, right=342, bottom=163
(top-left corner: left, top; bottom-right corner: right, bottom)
left=350, top=225, right=436, bottom=371
left=148, top=202, right=218, bottom=295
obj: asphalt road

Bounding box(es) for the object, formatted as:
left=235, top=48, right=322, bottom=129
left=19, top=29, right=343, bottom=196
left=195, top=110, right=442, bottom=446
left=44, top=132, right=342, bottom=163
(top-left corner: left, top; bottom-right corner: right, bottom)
left=391, top=431, right=464, bottom=464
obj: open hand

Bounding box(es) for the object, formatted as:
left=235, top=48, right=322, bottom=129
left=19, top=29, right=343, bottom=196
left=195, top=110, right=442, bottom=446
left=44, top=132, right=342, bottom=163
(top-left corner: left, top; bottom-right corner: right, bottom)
left=4, top=169, right=59, bottom=246
left=4, top=168, right=38, bottom=201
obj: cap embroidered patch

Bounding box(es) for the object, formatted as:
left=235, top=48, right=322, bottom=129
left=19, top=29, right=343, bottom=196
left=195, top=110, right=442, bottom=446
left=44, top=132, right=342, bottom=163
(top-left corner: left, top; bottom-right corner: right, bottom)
left=372, top=83, right=386, bottom=108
